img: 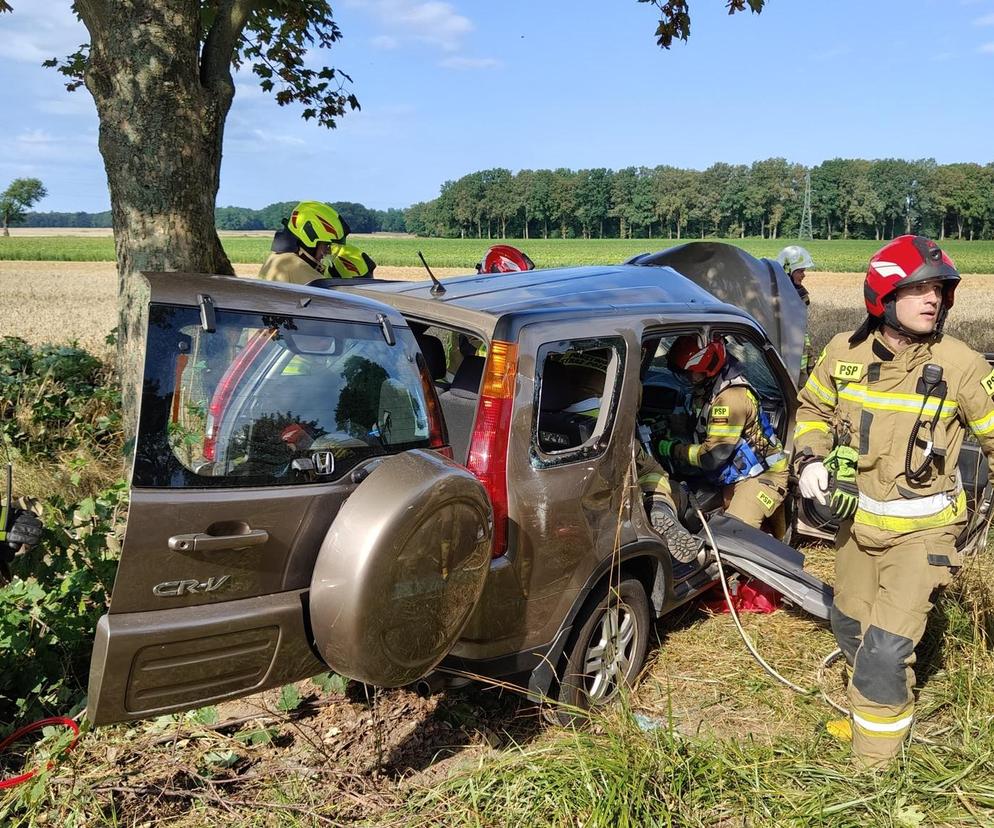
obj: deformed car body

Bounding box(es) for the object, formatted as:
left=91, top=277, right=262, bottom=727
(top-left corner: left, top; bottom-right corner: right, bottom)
left=86, top=245, right=992, bottom=725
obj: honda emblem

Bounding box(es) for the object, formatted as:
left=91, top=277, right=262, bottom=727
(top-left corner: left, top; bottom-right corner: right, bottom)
left=312, top=450, right=335, bottom=476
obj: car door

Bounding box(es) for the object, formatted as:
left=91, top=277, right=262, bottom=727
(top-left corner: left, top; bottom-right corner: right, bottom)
left=88, top=272, right=491, bottom=724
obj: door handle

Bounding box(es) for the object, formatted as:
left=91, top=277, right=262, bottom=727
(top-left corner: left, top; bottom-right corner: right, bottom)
left=168, top=528, right=269, bottom=553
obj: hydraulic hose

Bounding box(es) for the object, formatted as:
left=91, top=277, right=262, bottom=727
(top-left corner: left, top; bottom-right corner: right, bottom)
left=0, top=716, right=80, bottom=790
left=692, top=498, right=849, bottom=715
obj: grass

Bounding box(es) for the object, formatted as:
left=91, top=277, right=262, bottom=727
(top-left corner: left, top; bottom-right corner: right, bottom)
left=4, top=235, right=994, bottom=274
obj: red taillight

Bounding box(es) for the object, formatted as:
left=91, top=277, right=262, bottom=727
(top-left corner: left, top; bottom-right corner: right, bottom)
left=202, top=329, right=275, bottom=462
left=416, top=353, right=449, bottom=452
left=466, top=341, right=517, bottom=558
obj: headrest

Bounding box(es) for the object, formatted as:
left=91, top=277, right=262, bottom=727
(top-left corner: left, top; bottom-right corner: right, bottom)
left=416, top=333, right=446, bottom=381
left=450, top=356, right=485, bottom=397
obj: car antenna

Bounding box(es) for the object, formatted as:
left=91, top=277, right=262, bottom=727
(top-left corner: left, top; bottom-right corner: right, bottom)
left=418, top=251, right=446, bottom=297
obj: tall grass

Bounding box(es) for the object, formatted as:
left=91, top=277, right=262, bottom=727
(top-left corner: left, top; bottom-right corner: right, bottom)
left=409, top=558, right=994, bottom=827
left=4, top=236, right=994, bottom=273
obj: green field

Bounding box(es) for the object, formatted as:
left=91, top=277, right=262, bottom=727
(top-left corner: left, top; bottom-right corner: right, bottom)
left=4, top=235, right=994, bottom=273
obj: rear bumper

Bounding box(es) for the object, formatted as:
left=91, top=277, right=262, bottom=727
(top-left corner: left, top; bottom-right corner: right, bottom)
left=87, top=590, right=325, bottom=725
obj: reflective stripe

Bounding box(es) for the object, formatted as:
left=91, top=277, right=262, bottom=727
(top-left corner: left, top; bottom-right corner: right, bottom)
left=838, top=385, right=958, bottom=419
left=688, top=444, right=702, bottom=467
left=766, top=452, right=788, bottom=472
left=852, top=711, right=914, bottom=735
left=794, top=420, right=830, bottom=440
left=968, top=409, right=994, bottom=436
left=805, top=374, right=837, bottom=405
left=706, top=424, right=742, bottom=437
left=856, top=489, right=966, bottom=532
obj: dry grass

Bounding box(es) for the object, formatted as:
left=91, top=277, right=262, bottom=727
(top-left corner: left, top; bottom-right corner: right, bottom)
left=5, top=263, right=994, bottom=356
left=0, top=262, right=462, bottom=354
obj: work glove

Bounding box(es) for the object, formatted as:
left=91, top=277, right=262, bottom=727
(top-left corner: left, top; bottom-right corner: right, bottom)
left=648, top=496, right=702, bottom=564
left=798, top=461, right=830, bottom=505
left=1, top=508, right=43, bottom=557
left=825, top=445, right=860, bottom=521
left=656, top=438, right=682, bottom=462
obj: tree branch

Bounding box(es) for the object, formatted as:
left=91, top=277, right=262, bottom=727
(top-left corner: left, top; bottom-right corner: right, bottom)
left=73, top=0, right=109, bottom=37
left=201, top=0, right=257, bottom=87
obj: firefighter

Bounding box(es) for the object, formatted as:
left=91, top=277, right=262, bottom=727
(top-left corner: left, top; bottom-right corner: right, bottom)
left=658, top=334, right=789, bottom=529
left=258, top=201, right=350, bottom=284
left=476, top=244, right=536, bottom=274
left=793, top=235, right=994, bottom=767
left=326, top=242, right=377, bottom=279
left=777, top=244, right=817, bottom=385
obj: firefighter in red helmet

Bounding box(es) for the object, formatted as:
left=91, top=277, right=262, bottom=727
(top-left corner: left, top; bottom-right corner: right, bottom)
left=659, top=333, right=789, bottom=529
left=476, top=245, right=535, bottom=274
left=794, top=235, right=994, bottom=767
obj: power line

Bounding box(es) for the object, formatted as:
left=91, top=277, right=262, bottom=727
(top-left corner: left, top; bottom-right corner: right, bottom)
left=798, top=170, right=814, bottom=240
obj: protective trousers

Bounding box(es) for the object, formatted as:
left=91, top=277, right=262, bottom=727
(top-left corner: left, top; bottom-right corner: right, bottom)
left=829, top=524, right=956, bottom=767
left=723, top=467, right=789, bottom=529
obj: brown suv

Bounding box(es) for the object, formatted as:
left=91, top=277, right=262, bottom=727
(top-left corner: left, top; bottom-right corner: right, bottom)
left=86, top=243, right=990, bottom=724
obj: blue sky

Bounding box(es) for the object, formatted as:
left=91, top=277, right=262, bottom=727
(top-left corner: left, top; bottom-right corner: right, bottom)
left=2, top=1, right=993, bottom=213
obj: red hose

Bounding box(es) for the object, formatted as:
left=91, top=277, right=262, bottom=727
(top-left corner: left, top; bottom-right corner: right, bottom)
left=0, top=717, right=80, bottom=790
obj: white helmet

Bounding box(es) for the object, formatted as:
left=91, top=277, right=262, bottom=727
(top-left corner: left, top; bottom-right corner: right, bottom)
left=776, top=245, right=815, bottom=274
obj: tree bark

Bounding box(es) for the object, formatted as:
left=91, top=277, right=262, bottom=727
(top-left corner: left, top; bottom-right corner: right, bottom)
left=79, top=0, right=247, bottom=440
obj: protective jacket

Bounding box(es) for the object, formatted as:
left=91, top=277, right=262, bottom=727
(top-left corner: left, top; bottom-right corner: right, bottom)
left=795, top=282, right=816, bottom=386
left=796, top=328, right=994, bottom=765
left=673, top=360, right=787, bottom=481
left=794, top=330, right=994, bottom=551
left=258, top=251, right=323, bottom=285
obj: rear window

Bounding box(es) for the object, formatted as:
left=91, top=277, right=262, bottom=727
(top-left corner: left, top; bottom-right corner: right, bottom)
left=134, top=304, right=431, bottom=488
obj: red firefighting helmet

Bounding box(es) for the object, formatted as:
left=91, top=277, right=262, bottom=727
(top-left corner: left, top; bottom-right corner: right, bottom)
left=668, top=334, right=726, bottom=378
left=477, top=245, right=535, bottom=274
left=864, top=235, right=960, bottom=318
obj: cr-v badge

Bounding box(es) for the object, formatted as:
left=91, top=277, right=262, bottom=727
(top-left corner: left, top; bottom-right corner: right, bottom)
left=153, top=575, right=231, bottom=597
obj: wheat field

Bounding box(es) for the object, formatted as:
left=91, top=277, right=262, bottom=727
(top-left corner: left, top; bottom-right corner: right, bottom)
left=2, top=262, right=992, bottom=355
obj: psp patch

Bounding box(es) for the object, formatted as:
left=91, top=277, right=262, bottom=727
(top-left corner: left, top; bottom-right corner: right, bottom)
left=756, top=490, right=776, bottom=511
left=711, top=405, right=730, bottom=419
left=832, top=361, right=864, bottom=382
left=981, top=368, right=994, bottom=398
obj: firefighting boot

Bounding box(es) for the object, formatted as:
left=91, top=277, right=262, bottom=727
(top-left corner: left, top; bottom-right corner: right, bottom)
left=649, top=499, right=703, bottom=563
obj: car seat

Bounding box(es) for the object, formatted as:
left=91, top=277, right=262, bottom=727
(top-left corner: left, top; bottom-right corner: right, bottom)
left=438, top=355, right=485, bottom=464
left=415, top=332, right=449, bottom=391
left=536, top=362, right=607, bottom=451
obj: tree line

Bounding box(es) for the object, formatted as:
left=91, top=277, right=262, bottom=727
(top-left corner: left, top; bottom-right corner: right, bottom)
left=20, top=201, right=406, bottom=234
left=403, top=159, right=994, bottom=242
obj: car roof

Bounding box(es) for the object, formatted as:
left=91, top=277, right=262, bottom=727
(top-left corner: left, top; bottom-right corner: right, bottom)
left=326, top=264, right=752, bottom=335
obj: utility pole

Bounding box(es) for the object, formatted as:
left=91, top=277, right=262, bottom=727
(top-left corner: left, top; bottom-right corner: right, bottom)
left=798, top=170, right=814, bottom=241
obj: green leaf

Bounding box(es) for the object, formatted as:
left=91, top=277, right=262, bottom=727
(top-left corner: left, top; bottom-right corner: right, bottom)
left=277, top=683, right=301, bottom=712
left=311, top=671, right=348, bottom=694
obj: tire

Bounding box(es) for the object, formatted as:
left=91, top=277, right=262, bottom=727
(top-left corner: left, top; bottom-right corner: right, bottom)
left=555, top=577, right=652, bottom=721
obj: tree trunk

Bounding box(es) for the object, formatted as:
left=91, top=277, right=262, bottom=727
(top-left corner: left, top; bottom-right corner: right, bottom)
left=81, top=1, right=241, bottom=440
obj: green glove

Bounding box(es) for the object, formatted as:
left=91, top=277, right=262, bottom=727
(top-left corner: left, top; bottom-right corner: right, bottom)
left=657, top=438, right=681, bottom=461
left=825, top=445, right=859, bottom=520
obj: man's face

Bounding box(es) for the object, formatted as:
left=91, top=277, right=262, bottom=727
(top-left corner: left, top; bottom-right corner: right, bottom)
left=313, top=241, right=331, bottom=263
left=790, top=267, right=806, bottom=286
left=894, top=279, right=943, bottom=335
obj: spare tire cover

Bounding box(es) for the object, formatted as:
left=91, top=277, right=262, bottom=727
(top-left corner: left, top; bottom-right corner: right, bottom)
left=310, top=449, right=493, bottom=687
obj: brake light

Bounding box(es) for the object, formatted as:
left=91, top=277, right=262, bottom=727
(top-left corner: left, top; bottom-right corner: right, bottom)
left=202, top=329, right=276, bottom=462
left=416, top=353, right=449, bottom=453
left=466, top=340, right=517, bottom=558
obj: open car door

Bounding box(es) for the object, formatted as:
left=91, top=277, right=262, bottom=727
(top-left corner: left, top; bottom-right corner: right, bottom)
left=87, top=273, right=491, bottom=724
left=627, top=243, right=808, bottom=388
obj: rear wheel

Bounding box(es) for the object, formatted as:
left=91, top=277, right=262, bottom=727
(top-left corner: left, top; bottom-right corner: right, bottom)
left=556, top=578, right=651, bottom=720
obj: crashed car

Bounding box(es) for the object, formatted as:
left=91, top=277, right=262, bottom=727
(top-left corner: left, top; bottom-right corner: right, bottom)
left=86, top=243, right=992, bottom=725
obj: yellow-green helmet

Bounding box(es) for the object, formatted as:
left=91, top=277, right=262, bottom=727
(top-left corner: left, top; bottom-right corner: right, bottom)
left=287, top=201, right=349, bottom=247
left=327, top=243, right=376, bottom=278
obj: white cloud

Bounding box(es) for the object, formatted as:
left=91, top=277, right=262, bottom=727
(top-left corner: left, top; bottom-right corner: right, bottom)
left=980, top=41, right=994, bottom=52
left=439, top=56, right=501, bottom=70
left=360, top=1, right=474, bottom=52
left=37, top=95, right=95, bottom=116
left=0, top=6, right=85, bottom=64
left=974, top=12, right=994, bottom=24
left=16, top=129, right=54, bottom=144
left=372, top=35, right=399, bottom=49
